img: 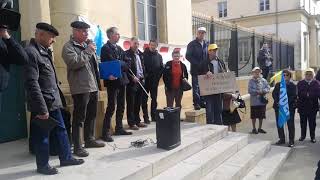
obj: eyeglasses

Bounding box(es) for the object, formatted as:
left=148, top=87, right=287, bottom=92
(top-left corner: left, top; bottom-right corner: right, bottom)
left=283, top=74, right=289, bottom=77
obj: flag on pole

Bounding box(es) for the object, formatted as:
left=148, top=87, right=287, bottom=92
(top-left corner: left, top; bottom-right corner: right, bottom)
left=94, top=25, right=104, bottom=57
left=278, top=72, right=290, bottom=128
left=270, top=70, right=282, bottom=84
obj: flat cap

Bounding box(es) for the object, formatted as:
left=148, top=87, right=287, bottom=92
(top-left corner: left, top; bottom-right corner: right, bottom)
left=71, top=21, right=90, bottom=29
left=36, top=22, right=59, bottom=36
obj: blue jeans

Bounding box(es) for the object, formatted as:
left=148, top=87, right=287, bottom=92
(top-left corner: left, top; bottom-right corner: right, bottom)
left=192, top=75, right=204, bottom=107
left=31, top=109, right=72, bottom=169
left=204, top=94, right=223, bottom=125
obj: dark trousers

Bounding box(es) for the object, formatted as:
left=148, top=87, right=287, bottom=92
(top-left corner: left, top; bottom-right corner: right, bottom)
left=72, top=92, right=98, bottom=149
left=30, top=109, right=72, bottom=169
left=127, top=84, right=143, bottom=126
left=204, top=94, right=223, bottom=125
left=165, top=88, right=183, bottom=108
left=275, top=109, right=295, bottom=142
left=316, top=160, right=320, bottom=180
left=262, top=66, right=271, bottom=79
left=0, top=92, right=2, bottom=112
left=142, top=77, right=159, bottom=121
left=191, top=75, right=204, bottom=107
left=102, top=85, right=125, bottom=135
left=299, top=112, right=317, bottom=139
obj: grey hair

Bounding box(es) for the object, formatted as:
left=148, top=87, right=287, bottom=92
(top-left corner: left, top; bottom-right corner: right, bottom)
left=130, top=36, right=139, bottom=42
left=106, top=27, right=118, bottom=39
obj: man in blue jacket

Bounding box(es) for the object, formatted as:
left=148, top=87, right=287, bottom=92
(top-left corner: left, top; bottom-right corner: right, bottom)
left=186, top=27, right=208, bottom=110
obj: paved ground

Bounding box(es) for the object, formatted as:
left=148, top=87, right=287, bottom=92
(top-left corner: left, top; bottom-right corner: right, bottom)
left=236, top=110, right=320, bottom=180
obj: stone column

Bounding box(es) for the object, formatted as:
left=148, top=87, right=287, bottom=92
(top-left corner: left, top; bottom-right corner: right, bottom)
left=49, top=0, right=89, bottom=93
left=309, top=24, right=318, bottom=68
left=19, top=0, right=51, bottom=41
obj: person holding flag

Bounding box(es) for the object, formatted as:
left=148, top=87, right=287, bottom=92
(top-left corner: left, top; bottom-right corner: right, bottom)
left=272, top=70, right=297, bottom=147
left=297, top=68, right=320, bottom=143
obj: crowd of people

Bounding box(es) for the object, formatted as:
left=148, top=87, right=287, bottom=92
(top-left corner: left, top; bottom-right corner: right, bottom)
left=2, top=17, right=320, bottom=177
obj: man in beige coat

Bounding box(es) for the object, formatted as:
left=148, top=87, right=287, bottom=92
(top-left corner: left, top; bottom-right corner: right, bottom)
left=62, top=21, right=105, bottom=157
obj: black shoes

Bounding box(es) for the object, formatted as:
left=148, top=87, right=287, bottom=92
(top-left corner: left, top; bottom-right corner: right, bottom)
left=194, top=105, right=201, bottom=110
left=37, top=165, right=58, bottom=175
left=114, top=129, right=133, bottom=136
left=251, top=128, right=258, bottom=134
left=60, top=157, right=84, bottom=167
left=102, top=134, right=114, bottom=142
left=74, top=148, right=89, bottom=157
left=258, top=128, right=267, bottom=134
left=311, top=138, right=317, bottom=143
left=85, top=140, right=105, bottom=148
left=275, top=140, right=285, bottom=145
left=288, top=141, right=294, bottom=147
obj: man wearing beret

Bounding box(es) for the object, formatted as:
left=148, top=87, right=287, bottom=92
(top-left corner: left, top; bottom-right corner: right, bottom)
left=62, top=21, right=105, bottom=157
left=24, top=22, right=84, bottom=175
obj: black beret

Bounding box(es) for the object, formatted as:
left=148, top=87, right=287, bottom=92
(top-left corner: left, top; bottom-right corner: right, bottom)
left=71, top=21, right=90, bottom=29
left=36, top=22, right=59, bottom=36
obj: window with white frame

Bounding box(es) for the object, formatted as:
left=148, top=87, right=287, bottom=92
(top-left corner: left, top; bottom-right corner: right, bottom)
left=137, top=0, right=157, bottom=41
left=218, top=1, right=227, bottom=18
left=259, top=0, right=270, bottom=11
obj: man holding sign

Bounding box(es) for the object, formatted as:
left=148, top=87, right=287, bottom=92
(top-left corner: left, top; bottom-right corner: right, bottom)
left=198, top=44, right=227, bottom=125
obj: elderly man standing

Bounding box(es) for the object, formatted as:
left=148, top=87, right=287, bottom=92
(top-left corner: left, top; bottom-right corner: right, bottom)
left=125, top=37, right=148, bottom=130
left=62, top=21, right=105, bottom=158
left=24, top=23, right=84, bottom=175
left=186, top=27, right=208, bottom=110
left=101, top=27, right=132, bottom=142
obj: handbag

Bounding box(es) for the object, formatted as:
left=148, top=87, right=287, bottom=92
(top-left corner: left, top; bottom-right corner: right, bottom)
left=260, top=95, right=269, bottom=104
left=182, top=78, right=192, bottom=91
left=181, top=66, right=192, bottom=91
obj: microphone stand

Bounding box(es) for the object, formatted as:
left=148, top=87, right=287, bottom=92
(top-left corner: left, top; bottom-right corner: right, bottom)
left=128, top=68, right=151, bottom=99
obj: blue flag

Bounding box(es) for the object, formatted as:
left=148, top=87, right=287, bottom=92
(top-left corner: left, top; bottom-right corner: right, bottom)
left=278, top=72, right=290, bottom=128
left=94, top=25, right=104, bottom=57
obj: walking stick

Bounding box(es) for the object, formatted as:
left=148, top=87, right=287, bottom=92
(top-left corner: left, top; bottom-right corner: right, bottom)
left=128, top=68, right=151, bottom=99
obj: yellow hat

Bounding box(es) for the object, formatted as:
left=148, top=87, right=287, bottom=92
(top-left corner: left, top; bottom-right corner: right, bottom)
left=208, top=44, right=219, bottom=51
left=305, top=68, right=315, bottom=74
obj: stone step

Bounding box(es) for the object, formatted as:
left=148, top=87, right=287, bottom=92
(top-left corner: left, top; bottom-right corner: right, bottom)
left=151, top=133, right=249, bottom=180
left=242, top=146, right=291, bottom=180
left=201, top=140, right=271, bottom=180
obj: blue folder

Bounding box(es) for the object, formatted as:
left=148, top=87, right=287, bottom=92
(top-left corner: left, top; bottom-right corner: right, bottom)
left=99, top=60, right=122, bottom=80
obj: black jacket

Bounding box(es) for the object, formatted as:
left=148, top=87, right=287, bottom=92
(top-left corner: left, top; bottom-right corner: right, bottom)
left=100, top=41, right=129, bottom=87
left=143, top=48, right=163, bottom=81
left=124, top=48, right=145, bottom=87
left=198, top=57, right=227, bottom=75
left=24, top=38, right=62, bottom=114
left=272, top=81, right=297, bottom=112
left=163, top=60, right=188, bottom=91
left=186, top=39, right=208, bottom=75
left=0, top=37, right=28, bottom=91
left=257, top=48, right=273, bottom=68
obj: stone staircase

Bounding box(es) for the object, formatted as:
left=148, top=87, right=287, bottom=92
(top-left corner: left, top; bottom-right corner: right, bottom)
left=3, top=123, right=290, bottom=180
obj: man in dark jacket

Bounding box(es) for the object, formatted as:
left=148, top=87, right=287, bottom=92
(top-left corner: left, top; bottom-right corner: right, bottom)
left=272, top=70, right=297, bottom=147
left=257, top=43, right=273, bottom=79
left=0, top=25, right=28, bottom=111
left=101, top=27, right=132, bottom=142
left=186, top=27, right=208, bottom=110
left=24, top=23, right=83, bottom=175
left=62, top=21, right=105, bottom=157
left=142, top=40, right=163, bottom=122
left=125, top=37, right=148, bottom=130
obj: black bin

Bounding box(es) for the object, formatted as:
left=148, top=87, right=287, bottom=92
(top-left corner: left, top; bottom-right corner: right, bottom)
left=156, top=107, right=181, bottom=150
